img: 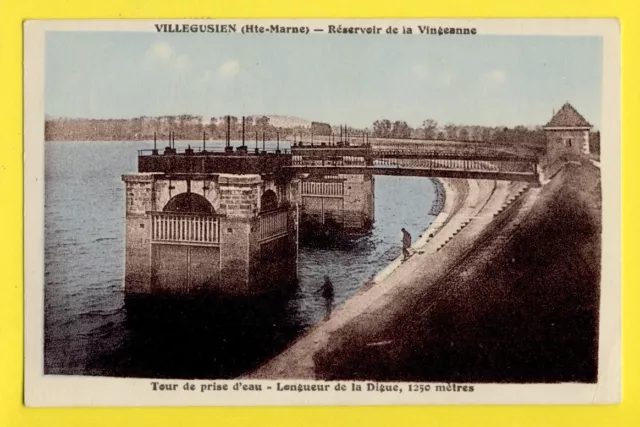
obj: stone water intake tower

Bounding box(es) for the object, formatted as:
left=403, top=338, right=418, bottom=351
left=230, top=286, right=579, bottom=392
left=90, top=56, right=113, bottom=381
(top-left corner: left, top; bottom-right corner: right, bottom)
left=122, top=127, right=298, bottom=297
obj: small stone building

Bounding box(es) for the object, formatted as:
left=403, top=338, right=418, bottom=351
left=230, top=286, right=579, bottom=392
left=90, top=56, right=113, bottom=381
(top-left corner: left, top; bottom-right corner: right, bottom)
left=543, top=102, right=593, bottom=163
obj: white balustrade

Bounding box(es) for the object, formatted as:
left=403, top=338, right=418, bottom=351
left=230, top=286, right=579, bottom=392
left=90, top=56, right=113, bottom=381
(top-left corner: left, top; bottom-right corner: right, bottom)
left=259, top=210, right=288, bottom=242
left=151, top=213, right=219, bottom=245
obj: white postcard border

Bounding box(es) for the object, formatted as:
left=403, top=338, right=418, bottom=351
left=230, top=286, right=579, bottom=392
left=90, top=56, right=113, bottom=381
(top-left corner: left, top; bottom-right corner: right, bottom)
left=24, top=18, right=621, bottom=407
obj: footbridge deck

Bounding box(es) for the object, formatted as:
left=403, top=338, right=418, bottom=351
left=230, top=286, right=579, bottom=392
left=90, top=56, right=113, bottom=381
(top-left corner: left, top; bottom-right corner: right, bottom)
left=136, top=143, right=540, bottom=183
left=290, top=144, right=540, bottom=182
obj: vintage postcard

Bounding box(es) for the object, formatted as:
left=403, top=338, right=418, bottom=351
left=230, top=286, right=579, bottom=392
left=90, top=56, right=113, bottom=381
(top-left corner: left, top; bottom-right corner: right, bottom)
left=24, top=18, right=621, bottom=406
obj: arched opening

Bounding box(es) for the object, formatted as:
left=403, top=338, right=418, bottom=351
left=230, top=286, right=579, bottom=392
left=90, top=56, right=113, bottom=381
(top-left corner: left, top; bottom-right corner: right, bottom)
left=260, top=189, right=278, bottom=212
left=163, top=192, right=215, bottom=214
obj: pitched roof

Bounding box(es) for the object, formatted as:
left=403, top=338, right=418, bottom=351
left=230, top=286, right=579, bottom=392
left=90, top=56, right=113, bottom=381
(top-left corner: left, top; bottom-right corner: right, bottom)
left=545, top=102, right=592, bottom=128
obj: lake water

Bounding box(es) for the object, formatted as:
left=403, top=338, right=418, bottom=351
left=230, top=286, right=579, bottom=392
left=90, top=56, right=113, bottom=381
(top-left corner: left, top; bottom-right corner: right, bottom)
left=44, top=140, right=437, bottom=379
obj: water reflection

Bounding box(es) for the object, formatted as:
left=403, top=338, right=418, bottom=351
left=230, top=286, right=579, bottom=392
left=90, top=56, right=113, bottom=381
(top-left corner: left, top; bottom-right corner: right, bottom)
left=105, top=292, right=303, bottom=379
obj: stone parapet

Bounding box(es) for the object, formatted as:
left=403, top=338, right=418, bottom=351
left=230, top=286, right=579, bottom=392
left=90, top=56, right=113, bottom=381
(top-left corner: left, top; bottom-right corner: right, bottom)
left=122, top=170, right=297, bottom=296
left=218, top=174, right=262, bottom=186
left=123, top=174, right=158, bottom=216
left=218, top=174, right=262, bottom=218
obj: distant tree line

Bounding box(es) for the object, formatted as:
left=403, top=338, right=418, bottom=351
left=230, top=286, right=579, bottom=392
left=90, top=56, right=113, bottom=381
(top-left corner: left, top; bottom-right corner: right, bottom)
left=45, top=115, right=322, bottom=142
left=370, top=118, right=547, bottom=147
left=45, top=115, right=557, bottom=151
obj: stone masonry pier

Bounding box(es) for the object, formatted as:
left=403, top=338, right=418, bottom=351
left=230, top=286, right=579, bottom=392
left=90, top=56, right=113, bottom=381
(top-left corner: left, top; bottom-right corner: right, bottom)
left=123, top=152, right=298, bottom=296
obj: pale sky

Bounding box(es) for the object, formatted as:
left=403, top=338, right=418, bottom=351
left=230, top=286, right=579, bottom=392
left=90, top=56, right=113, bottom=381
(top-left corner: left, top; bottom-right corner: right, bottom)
left=45, top=32, right=603, bottom=129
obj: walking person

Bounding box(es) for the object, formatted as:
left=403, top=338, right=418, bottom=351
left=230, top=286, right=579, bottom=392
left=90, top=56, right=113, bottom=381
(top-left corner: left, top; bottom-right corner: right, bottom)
left=401, top=227, right=412, bottom=261
left=319, top=275, right=335, bottom=321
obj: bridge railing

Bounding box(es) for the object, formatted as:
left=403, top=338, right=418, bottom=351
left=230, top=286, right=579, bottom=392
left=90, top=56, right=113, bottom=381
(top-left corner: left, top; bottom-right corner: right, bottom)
left=292, top=146, right=537, bottom=163
left=150, top=212, right=220, bottom=245
left=292, top=156, right=367, bottom=167
left=291, top=156, right=536, bottom=173
left=301, top=180, right=344, bottom=196
left=259, top=209, right=289, bottom=242
left=369, top=142, right=537, bottom=160
left=372, top=157, right=537, bottom=173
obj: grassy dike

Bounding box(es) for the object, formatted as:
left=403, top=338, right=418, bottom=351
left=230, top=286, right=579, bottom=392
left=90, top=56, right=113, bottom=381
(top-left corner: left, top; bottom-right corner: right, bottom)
left=313, top=162, right=601, bottom=383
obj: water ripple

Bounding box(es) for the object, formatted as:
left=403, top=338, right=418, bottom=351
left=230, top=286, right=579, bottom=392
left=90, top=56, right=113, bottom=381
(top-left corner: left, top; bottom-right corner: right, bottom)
left=44, top=141, right=436, bottom=379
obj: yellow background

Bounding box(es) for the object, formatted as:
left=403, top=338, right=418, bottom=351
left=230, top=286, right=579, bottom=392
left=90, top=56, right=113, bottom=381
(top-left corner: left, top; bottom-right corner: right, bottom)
left=0, top=0, right=637, bottom=425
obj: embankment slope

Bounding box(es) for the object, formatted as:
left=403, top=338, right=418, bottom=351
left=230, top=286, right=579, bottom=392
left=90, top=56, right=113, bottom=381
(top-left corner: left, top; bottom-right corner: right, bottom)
left=314, top=163, right=601, bottom=382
